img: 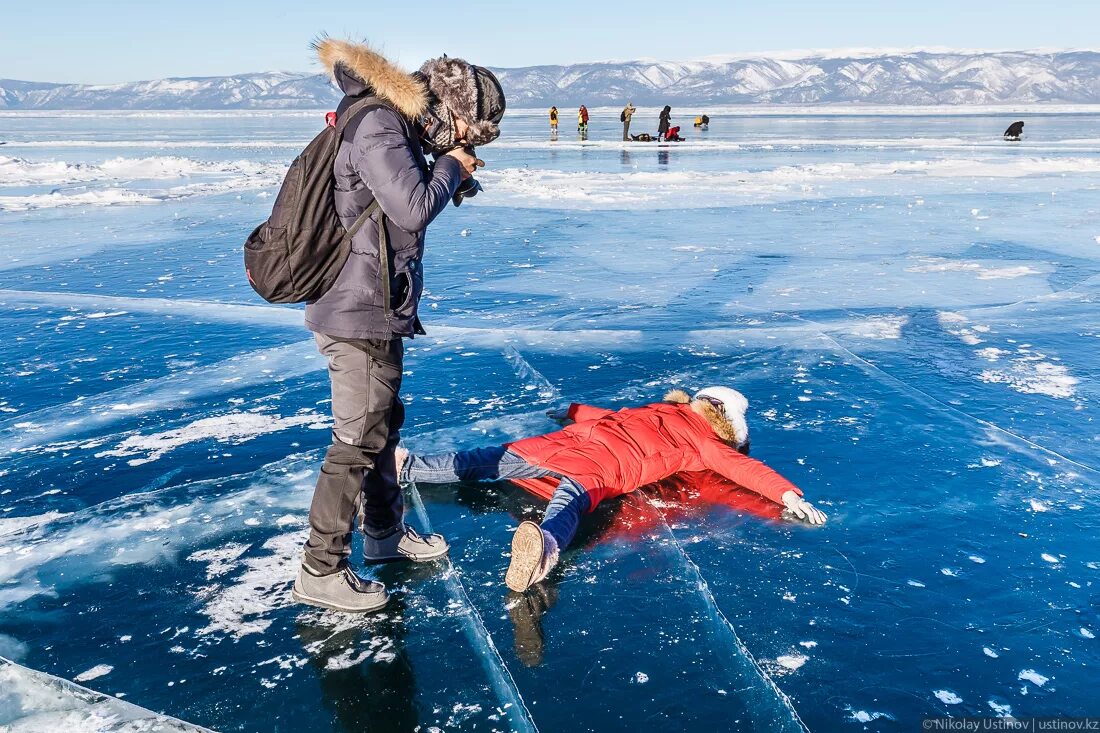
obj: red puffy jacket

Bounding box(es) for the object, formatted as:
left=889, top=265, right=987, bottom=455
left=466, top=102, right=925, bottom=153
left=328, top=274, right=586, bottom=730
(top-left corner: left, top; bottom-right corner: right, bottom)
left=505, top=402, right=802, bottom=510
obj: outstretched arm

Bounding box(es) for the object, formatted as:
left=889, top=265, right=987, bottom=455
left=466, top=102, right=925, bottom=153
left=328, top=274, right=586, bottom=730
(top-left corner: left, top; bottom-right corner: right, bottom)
left=698, top=439, right=826, bottom=525
left=547, top=403, right=615, bottom=425
left=568, top=403, right=614, bottom=422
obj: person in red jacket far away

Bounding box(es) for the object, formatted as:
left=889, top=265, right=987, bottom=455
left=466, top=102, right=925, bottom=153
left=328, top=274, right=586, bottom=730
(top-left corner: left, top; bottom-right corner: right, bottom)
left=397, top=386, right=827, bottom=592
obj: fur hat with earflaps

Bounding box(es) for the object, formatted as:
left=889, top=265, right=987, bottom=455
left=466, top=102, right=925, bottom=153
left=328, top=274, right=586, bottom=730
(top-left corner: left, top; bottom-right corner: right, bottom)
left=664, top=387, right=750, bottom=452
left=417, top=56, right=506, bottom=147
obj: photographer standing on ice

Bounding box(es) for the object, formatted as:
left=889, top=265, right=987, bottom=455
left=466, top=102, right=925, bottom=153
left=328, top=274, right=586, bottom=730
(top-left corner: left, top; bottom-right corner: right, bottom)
left=293, top=39, right=505, bottom=613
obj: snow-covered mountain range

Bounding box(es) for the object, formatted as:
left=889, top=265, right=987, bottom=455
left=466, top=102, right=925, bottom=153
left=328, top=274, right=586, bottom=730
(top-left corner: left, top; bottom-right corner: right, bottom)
left=4, top=50, right=1100, bottom=109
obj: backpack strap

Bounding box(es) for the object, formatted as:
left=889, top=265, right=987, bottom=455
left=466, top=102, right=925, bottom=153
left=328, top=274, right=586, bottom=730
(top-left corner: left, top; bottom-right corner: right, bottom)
left=344, top=198, right=379, bottom=241
left=332, top=95, right=391, bottom=249
left=334, top=95, right=389, bottom=145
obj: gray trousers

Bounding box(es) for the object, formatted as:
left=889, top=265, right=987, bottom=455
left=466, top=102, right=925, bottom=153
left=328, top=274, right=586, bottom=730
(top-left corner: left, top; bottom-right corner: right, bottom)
left=622, top=120, right=631, bottom=141
left=304, top=333, right=405, bottom=575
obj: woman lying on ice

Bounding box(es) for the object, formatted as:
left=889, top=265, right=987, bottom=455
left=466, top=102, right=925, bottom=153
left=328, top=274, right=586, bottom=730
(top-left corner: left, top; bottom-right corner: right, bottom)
left=397, top=386, right=827, bottom=592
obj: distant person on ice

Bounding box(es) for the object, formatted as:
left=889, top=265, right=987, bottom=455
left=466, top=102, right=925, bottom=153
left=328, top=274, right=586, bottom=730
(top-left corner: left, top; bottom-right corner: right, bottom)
left=621, top=102, right=636, bottom=141
left=292, top=39, right=504, bottom=614
left=578, top=105, right=589, bottom=138
left=1004, top=120, right=1024, bottom=141
left=397, top=387, right=827, bottom=592
left=658, top=105, right=672, bottom=140
left=549, top=106, right=558, bottom=137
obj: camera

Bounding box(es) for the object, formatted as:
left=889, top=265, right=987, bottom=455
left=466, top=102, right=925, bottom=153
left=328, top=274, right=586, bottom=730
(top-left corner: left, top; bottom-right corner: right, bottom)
left=447, top=146, right=484, bottom=207
left=453, top=176, right=483, bottom=207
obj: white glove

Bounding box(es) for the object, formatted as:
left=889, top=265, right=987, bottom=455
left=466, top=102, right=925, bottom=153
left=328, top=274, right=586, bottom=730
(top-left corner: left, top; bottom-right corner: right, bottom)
left=782, top=490, right=827, bottom=526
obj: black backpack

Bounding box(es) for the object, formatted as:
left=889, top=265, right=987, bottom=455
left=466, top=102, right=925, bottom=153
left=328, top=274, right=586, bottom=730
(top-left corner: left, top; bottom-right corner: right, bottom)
left=244, top=96, right=387, bottom=304
left=620, top=110, right=626, bottom=122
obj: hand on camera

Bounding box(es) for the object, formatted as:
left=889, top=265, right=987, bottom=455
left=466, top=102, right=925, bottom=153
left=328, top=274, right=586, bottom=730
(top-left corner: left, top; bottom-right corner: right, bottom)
left=445, top=147, right=482, bottom=180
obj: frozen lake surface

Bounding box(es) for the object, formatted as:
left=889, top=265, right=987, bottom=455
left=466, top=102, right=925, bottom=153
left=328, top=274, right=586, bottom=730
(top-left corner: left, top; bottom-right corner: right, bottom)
left=0, top=108, right=1098, bottom=731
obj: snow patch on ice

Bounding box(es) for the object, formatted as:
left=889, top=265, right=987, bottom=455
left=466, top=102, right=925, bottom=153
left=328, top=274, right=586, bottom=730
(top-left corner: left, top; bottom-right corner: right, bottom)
left=0, top=457, right=315, bottom=608
left=976, top=347, right=1008, bottom=361
left=324, top=637, right=397, bottom=670
left=937, top=311, right=985, bottom=345
left=933, top=689, right=962, bottom=704
left=0, top=511, right=71, bottom=536
left=0, top=188, right=162, bottom=211
left=1029, top=499, right=1051, bottom=512
left=72, top=665, right=112, bottom=682
left=776, top=654, right=807, bottom=671
left=32, top=155, right=278, bottom=185
left=193, top=531, right=304, bottom=639
left=939, top=314, right=1081, bottom=399
left=476, top=156, right=1100, bottom=209
left=1018, top=669, right=1049, bottom=687
left=907, top=257, right=1041, bottom=280
left=849, top=708, right=891, bottom=723
left=979, top=360, right=1077, bottom=399
left=95, top=410, right=328, bottom=464
left=187, top=543, right=251, bottom=580
left=843, top=315, right=908, bottom=340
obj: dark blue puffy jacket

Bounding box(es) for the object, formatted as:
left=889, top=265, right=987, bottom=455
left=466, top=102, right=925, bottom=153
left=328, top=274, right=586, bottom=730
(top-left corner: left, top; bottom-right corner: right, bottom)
left=305, top=41, right=463, bottom=339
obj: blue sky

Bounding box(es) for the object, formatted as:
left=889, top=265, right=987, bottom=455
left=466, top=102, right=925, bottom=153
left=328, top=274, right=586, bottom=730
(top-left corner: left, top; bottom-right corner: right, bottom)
left=4, top=0, right=1099, bottom=83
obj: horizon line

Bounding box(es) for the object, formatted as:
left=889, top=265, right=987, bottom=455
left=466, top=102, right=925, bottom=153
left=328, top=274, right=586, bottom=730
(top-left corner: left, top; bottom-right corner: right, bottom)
left=4, top=45, right=1100, bottom=88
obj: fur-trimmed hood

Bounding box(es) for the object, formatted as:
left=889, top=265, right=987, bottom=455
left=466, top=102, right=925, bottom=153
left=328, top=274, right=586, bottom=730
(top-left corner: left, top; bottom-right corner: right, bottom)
left=664, top=389, right=746, bottom=446
left=313, top=37, right=428, bottom=118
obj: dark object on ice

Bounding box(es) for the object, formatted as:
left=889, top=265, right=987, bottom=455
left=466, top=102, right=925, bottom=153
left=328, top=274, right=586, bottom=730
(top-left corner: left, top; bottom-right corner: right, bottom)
left=1004, top=120, right=1024, bottom=141
left=664, top=126, right=685, bottom=142
left=631, top=133, right=655, bottom=142
left=243, top=97, right=386, bottom=304
left=658, top=105, right=671, bottom=138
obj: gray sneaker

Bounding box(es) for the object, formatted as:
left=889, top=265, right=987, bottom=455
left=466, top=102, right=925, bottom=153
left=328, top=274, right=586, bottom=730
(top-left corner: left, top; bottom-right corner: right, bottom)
left=292, top=564, right=389, bottom=613
left=363, top=525, right=449, bottom=564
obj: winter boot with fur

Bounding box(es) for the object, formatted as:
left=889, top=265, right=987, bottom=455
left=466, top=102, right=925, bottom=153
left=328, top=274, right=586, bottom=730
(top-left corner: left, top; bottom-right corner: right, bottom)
left=505, top=521, right=560, bottom=592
